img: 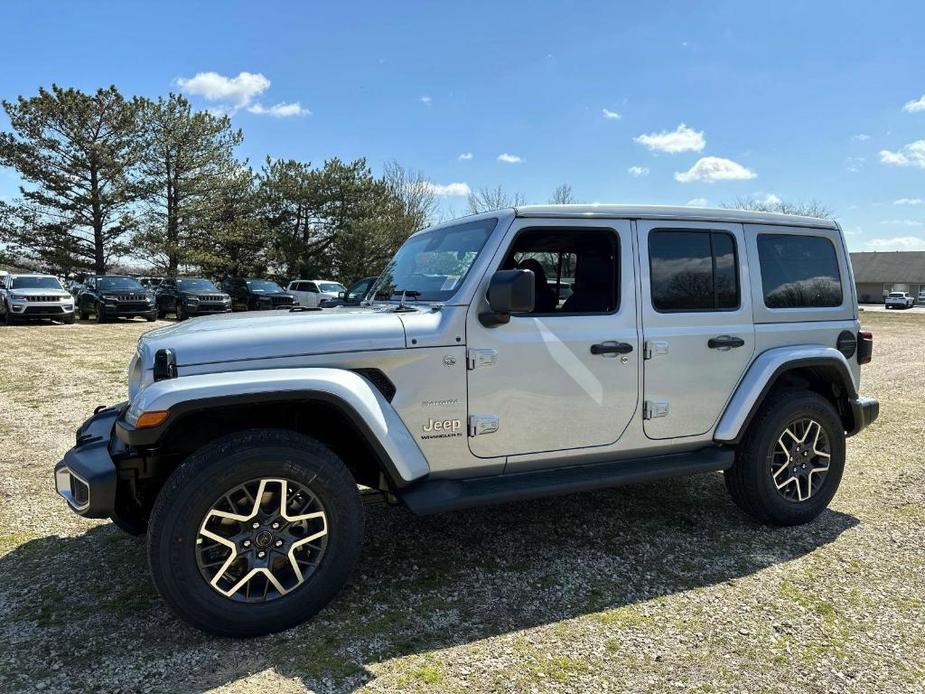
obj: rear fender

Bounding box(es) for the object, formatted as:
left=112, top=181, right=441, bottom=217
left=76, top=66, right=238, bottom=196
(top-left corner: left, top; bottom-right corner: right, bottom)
left=714, top=346, right=858, bottom=444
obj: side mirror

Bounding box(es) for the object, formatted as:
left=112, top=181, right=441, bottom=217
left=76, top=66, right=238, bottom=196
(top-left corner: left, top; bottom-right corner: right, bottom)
left=480, top=269, right=535, bottom=327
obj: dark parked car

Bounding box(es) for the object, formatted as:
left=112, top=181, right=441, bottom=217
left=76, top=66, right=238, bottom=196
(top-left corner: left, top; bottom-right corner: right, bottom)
left=77, top=276, right=157, bottom=323
left=319, top=276, right=377, bottom=307
left=221, top=278, right=296, bottom=311
left=156, top=278, right=232, bottom=320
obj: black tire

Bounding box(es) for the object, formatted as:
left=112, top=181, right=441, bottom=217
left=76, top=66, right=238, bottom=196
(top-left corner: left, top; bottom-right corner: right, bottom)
left=62, top=312, right=76, bottom=325
left=176, top=302, right=186, bottom=321
left=156, top=304, right=166, bottom=319
left=146, top=310, right=157, bottom=322
left=147, top=429, right=364, bottom=637
left=79, top=301, right=90, bottom=321
left=95, top=302, right=107, bottom=323
left=4, top=309, right=18, bottom=325
left=724, top=389, right=845, bottom=526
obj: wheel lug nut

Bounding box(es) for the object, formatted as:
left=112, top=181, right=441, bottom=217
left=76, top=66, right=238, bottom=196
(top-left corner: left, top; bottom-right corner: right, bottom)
left=257, top=551, right=266, bottom=558
left=243, top=540, right=251, bottom=547
left=271, top=522, right=280, bottom=529
left=251, top=522, right=260, bottom=529
left=275, top=539, right=283, bottom=547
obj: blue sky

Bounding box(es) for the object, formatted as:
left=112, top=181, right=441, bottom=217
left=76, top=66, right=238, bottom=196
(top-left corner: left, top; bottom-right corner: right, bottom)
left=2, top=1, right=925, bottom=251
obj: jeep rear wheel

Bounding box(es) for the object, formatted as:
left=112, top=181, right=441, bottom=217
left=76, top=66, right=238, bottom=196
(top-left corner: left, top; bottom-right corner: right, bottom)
left=724, top=389, right=845, bottom=526
left=147, top=429, right=363, bottom=636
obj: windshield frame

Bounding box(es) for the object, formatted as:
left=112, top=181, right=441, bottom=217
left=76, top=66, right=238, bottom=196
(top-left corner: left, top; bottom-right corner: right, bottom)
left=369, top=217, right=499, bottom=304
left=10, top=276, right=63, bottom=290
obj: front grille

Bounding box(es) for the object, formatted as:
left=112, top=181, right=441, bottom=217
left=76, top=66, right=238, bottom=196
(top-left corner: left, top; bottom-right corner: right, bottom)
left=271, top=295, right=295, bottom=306
left=22, top=295, right=62, bottom=302
left=197, top=294, right=226, bottom=302
left=117, top=294, right=147, bottom=302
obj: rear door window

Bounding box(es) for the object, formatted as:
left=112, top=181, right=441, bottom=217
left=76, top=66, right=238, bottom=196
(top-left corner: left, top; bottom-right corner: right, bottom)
left=648, top=230, right=740, bottom=311
left=757, top=234, right=842, bottom=308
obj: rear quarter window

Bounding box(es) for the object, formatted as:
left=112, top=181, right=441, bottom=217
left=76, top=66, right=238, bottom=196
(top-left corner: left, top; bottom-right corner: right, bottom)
left=757, top=234, right=843, bottom=308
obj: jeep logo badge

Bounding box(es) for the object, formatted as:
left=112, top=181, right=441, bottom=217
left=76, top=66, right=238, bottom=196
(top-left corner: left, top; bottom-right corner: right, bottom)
left=423, top=418, right=461, bottom=433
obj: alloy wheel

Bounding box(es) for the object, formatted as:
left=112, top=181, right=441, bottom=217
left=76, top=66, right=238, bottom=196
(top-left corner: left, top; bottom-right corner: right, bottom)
left=196, top=477, right=328, bottom=603
left=768, top=417, right=831, bottom=502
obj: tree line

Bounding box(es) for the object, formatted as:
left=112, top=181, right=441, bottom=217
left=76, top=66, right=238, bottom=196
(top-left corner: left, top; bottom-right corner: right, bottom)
left=0, top=85, right=437, bottom=284
left=0, top=85, right=833, bottom=284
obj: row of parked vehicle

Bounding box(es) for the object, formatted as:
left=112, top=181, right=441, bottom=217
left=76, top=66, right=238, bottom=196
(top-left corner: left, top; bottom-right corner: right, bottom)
left=0, top=271, right=379, bottom=325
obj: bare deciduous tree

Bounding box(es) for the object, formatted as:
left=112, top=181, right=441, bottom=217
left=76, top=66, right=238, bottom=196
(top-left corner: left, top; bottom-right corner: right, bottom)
left=721, top=197, right=834, bottom=219
left=381, top=160, right=438, bottom=232
left=467, top=186, right=527, bottom=214
left=550, top=183, right=576, bottom=204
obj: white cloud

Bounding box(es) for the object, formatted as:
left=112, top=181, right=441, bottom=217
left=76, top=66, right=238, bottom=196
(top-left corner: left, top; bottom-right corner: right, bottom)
left=420, top=96, right=432, bottom=105
left=880, top=140, right=925, bottom=168
left=851, top=133, right=871, bottom=141
left=879, top=219, right=923, bottom=227
left=423, top=182, right=471, bottom=197
left=674, top=157, right=756, bottom=183
left=902, top=95, right=925, bottom=113
left=894, top=198, right=925, bottom=205
left=758, top=193, right=782, bottom=205
left=246, top=101, right=310, bottom=117
left=865, top=236, right=925, bottom=250
left=634, top=123, right=705, bottom=153
left=602, top=108, right=621, bottom=120
left=627, top=165, right=649, bottom=177
left=686, top=198, right=709, bottom=206
left=497, top=153, right=523, bottom=163
left=458, top=152, right=473, bottom=161
left=175, top=71, right=270, bottom=110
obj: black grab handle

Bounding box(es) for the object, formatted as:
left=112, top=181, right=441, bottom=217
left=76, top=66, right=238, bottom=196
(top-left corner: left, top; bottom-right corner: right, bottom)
left=708, top=335, right=745, bottom=349
left=590, top=342, right=634, bottom=355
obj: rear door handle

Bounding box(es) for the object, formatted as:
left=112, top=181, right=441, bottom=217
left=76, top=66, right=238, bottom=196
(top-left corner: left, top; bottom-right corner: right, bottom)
left=708, top=335, right=745, bottom=349
left=590, top=341, right=634, bottom=355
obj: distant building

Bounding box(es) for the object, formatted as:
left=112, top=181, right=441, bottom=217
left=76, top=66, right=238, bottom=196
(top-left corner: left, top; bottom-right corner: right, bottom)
left=850, top=251, right=925, bottom=303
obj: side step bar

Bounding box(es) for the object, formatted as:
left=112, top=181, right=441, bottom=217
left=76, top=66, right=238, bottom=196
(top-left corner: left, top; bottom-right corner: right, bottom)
left=398, top=446, right=734, bottom=515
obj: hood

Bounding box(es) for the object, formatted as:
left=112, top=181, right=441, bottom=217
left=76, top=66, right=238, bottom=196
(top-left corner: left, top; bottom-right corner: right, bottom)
left=100, top=289, right=151, bottom=297
left=139, top=306, right=409, bottom=367
left=9, top=288, right=71, bottom=298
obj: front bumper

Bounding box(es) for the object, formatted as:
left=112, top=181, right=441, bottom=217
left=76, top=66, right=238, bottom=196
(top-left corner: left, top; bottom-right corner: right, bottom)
left=183, top=301, right=232, bottom=315
left=10, top=301, right=74, bottom=316
left=101, top=302, right=156, bottom=317
left=847, top=397, right=879, bottom=437
left=54, top=404, right=126, bottom=517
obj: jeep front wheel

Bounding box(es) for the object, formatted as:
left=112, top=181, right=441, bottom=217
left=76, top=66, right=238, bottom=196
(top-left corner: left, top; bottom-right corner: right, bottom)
left=724, top=389, right=845, bottom=526
left=147, top=429, right=364, bottom=636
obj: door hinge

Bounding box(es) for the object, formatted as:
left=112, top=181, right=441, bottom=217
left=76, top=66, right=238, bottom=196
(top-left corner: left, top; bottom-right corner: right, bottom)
left=643, top=400, right=670, bottom=420
left=468, top=414, right=500, bottom=437
left=643, top=341, right=669, bottom=360
left=467, top=348, right=498, bottom=370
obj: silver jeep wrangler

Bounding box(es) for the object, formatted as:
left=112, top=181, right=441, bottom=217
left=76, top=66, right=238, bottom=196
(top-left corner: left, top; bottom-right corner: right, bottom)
left=54, top=205, right=879, bottom=636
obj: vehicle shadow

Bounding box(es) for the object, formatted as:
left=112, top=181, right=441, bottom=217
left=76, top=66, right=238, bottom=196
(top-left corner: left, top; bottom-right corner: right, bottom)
left=0, top=473, right=858, bottom=693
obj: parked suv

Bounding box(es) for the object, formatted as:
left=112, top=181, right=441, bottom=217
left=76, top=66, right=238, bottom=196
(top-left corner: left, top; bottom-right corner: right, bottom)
left=77, top=276, right=157, bottom=322
left=286, top=279, right=347, bottom=307
left=55, top=205, right=878, bottom=637
left=221, top=278, right=296, bottom=311
left=156, top=278, right=232, bottom=320
left=885, top=291, right=915, bottom=309
left=0, top=274, right=75, bottom=324
left=319, top=276, right=377, bottom=308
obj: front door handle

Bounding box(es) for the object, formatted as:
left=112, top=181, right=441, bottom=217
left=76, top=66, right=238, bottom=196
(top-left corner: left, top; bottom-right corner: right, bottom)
left=590, top=341, right=634, bottom=355
left=708, top=335, right=745, bottom=349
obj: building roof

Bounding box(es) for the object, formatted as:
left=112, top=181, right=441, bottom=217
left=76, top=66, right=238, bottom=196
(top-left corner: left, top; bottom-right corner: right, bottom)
left=849, top=251, right=925, bottom=283
left=515, top=204, right=839, bottom=229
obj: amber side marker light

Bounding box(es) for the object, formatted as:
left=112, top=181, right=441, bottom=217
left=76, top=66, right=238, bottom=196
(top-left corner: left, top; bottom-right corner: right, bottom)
left=135, top=410, right=170, bottom=428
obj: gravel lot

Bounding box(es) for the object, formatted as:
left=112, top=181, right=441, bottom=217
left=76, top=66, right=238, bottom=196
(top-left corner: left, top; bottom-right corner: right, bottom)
left=0, top=312, right=922, bottom=693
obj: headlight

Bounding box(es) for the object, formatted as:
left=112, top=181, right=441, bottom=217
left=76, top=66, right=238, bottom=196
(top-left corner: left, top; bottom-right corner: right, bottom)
left=10, top=296, right=27, bottom=304
left=222, top=296, right=231, bottom=303
left=184, top=296, right=199, bottom=303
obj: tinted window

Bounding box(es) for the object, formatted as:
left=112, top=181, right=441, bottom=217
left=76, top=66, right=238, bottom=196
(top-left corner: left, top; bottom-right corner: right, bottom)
left=10, top=276, right=63, bottom=289
left=178, top=279, right=218, bottom=291
left=757, top=234, right=842, bottom=308
left=649, top=230, right=740, bottom=311
left=98, top=277, right=144, bottom=291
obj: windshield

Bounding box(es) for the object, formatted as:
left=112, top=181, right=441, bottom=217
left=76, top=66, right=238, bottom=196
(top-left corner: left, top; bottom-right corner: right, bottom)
left=99, top=277, right=144, bottom=291
left=178, top=279, right=219, bottom=291
left=889, top=292, right=905, bottom=297
left=347, top=277, right=374, bottom=301
left=10, top=276, right=63, bottom=290
left=370, top=218, right=497, bottom=302
left=246, top=280, right=284, bottom=293
left=319, top=282, right=346, bottom=294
